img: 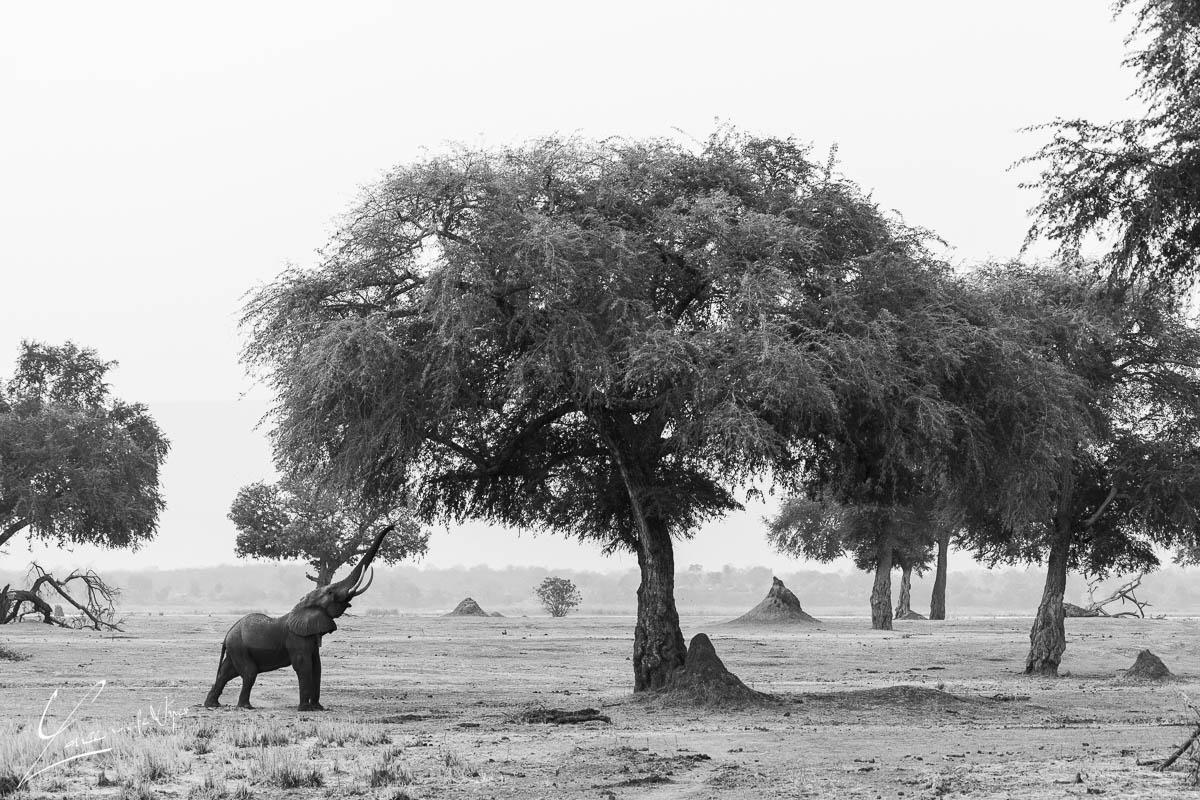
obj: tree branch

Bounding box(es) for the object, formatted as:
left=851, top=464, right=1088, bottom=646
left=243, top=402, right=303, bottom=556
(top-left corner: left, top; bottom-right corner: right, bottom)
left=0, top=517, right=30, bottom=550
left=1082, top=484, right=1119, bottom=529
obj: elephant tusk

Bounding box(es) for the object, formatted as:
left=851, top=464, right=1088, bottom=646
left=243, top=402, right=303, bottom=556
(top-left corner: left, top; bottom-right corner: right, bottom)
left=351, top=567, right=375, bottom=598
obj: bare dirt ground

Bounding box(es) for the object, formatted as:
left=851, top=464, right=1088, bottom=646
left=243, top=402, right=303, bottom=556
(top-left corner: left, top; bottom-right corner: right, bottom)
left=1, top=613, right=1197, bottom=798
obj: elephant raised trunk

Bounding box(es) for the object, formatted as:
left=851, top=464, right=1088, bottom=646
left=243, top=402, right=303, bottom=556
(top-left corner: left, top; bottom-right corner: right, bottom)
left=204, top=523, right=394, bottom=711
left=329, top=523, right=393, bottom=600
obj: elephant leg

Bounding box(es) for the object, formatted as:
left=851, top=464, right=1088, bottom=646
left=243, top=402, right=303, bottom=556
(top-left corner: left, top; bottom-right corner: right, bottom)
left=236, top=666, right=259, bottom=709
left=311, top=650, right=324, bottom=710
left=203, top=651, right=238, bottom=708
left=293, top=657, right=320, bottom=711
left=309, top=652, right=324, bottom=714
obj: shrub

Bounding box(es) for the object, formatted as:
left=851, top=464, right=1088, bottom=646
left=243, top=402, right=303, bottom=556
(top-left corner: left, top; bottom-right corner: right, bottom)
left=534, top=577, right=582, bottom=617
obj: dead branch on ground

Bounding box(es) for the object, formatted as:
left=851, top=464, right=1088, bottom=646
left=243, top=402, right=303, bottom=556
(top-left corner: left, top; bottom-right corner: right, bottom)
left=0, top=564, right=124, bottom=631
left=1084, top=572, right=1152, bottom=618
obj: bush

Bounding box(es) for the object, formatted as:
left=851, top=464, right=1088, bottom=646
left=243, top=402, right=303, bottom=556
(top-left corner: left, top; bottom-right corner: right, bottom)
left=534, top=577, right=582, bottom=618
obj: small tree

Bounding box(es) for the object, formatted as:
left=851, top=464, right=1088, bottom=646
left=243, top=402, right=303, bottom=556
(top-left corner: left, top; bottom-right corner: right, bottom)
left=229, top=475, right=429, bottom=585
left=534, top=577, right=582, bottom=617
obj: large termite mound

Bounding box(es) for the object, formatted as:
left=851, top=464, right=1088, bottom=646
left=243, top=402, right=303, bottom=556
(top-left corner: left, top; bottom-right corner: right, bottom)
left=445, top=597, right=490, bottom=617
left=658, top=633, right=772, bottom=707
left=1122, top=649, right=1173, bottom=681
left=727, top=577, right=818, bottom=624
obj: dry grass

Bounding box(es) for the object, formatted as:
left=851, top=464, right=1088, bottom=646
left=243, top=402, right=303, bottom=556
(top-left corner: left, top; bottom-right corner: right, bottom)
left=0, top=643, right=29, bottom=662
left=230, top=723, right=291, bottom=748
left=364, top=745, right=414, bottom=788
left=314, top=721, right=391, bottom=747
left=5, top=614, right=1200, bottom=798
left=438, top=748, right=479, bottom=779
left=255, top=747, right=324, bottom=789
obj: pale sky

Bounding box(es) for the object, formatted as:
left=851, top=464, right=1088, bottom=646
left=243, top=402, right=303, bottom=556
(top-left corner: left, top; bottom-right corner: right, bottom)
left=1, top=1, right=1144, bottom=574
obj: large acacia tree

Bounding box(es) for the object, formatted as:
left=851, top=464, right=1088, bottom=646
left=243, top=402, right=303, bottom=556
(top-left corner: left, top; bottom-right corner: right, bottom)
left=964, top=262, right=1200, bottom=676
left=244, top=132, right=942, bottom=690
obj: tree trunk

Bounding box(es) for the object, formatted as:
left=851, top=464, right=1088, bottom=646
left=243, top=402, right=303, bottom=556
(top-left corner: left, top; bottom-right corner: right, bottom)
left=1026, top=521, right=1072, bottom=676
left=894, top=563, right=912, bottom=620
left=633, top=517, right=687, bottom=691
left=307, top=564, right=336, bottom=585
left=591, top=411, right=688, bottom=692
left=870, top=541, right=893, bottom=631
left=929, top=528, right=950, bottom=620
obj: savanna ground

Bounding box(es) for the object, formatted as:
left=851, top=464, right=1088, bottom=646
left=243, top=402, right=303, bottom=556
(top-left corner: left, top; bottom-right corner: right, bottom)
left=1, top=612, right=1197, bottom=799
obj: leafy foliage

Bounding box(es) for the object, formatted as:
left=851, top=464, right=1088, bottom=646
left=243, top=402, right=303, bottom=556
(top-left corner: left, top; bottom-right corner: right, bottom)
left=241, top=131, right=930, bottom=548
left=229, top=476, right=428, bottom=584
left=963, top=262, right=1200, bottom=575
left=242, top=129, right=994, bottom=687
left=534, top=576, right=582, bottom=617
left=1023, top=1, right=1200, bottom=289
left=768, top=496, right=937, bottom=573
left=0, top=341, right=169, bottom=552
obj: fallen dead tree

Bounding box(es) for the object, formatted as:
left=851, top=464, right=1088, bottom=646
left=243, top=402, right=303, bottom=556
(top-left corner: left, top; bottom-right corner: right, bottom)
left=1084, top=575, right=1156, bottom=618
left=0, top=564, right=124, bottom=631
left=1066, top=573, right=1156, bottom=618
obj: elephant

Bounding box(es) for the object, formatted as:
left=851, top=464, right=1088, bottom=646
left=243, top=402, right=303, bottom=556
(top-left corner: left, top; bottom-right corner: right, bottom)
left=203, top=524, right=393, bottom=711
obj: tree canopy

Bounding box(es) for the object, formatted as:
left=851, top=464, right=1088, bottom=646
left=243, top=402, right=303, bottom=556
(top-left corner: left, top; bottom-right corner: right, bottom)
left=534, top=576, right=582, bottom=618
left=1023, top=0, right=1200, bottom=289
left=243, top=130, right=960, bottom=691
left=229, top=476, right=429, bottom=585
left=0, top=341, right=170, bottom=553
left=961, top=261, right=1200, bottom=674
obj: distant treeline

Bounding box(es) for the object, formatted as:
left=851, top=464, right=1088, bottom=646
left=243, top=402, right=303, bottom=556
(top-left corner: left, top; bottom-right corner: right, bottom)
left=3, top=562, right=1197, bottom=617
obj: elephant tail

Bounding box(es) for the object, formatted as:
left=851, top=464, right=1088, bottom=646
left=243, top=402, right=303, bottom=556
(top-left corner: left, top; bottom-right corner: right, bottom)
left=216, top=640, right=227, bottom=672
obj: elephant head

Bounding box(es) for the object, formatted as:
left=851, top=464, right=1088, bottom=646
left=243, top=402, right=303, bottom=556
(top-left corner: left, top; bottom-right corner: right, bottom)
left=289, top=524, right=394, bottom=636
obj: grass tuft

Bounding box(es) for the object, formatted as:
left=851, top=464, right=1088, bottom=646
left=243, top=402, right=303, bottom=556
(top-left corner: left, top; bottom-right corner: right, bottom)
left=118, top=782, right=158, bottom=800
left=232, top=725, right=290, bottom=748
left=0, top=644, right=29, bottom=662
left=314, top=723, right=390, bottom=747
left=439, top=748, right=479, bottom=778
left=257, top=748, right=324, bottom=789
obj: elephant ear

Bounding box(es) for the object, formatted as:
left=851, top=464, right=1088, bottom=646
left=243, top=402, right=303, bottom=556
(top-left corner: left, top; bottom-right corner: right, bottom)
left=288, top=607, right=337, bottom=637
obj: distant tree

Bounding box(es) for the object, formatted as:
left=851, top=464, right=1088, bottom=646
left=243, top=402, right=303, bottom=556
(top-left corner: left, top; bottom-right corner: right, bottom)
left=534, top=577, right=582, bottom=617
left=767, top=497, right=935, bottom=629
left=768, top=257, right=1088, bottom=630
left=1023, top=1, right=1200, bottom=290
left=242, top=130, right=950, bottom=691
left=963, top=262, right=1200, bottom=676
left=928, top=526, right=956, bottom=621
left=229, top=476, right=429, bottom=585
left=0, top=342, right=169, bottom=629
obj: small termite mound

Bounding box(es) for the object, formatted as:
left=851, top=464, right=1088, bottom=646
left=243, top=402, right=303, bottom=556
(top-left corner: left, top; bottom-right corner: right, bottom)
left=1122, top=649, right=1173, bottom=681
left=657, top=633, right=772, bottom=707
left=445, top=597, right=490, bottom=617
left=726, top=577, right=819, bottom=625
